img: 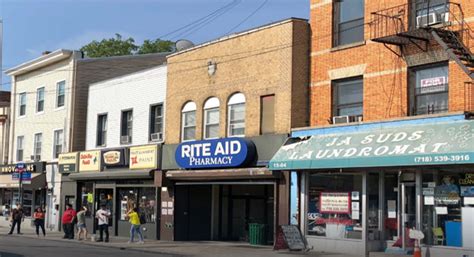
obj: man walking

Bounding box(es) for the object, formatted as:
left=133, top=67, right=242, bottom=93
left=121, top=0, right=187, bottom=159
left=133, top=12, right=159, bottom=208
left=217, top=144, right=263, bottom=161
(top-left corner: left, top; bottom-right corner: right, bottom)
left=8, top=205, right=24, bottom=235
left=96, top=204, right=110, bottom=242
left=62, top=204, right=76, bottom=239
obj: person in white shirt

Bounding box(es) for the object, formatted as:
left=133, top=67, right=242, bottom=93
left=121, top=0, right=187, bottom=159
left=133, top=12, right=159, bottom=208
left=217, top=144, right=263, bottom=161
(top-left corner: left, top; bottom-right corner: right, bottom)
left=95, top=205, right=111, bottom=242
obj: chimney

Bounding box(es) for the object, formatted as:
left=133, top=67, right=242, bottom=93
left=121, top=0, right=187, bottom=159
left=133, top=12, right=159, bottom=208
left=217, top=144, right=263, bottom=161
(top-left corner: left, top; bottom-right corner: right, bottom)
left=42, top=51, right=52, bottom=55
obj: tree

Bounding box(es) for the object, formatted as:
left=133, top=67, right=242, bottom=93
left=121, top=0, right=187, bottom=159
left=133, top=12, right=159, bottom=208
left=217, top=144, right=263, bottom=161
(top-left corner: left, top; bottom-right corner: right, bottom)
left=80, top=33, right=138, bottom=58
left=138, top=39, right=175, bottom=54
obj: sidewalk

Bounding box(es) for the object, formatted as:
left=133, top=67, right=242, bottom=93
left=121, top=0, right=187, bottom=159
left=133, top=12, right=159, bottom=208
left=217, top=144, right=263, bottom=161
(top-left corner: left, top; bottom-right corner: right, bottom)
left=0, top=225, right=408, bottom=257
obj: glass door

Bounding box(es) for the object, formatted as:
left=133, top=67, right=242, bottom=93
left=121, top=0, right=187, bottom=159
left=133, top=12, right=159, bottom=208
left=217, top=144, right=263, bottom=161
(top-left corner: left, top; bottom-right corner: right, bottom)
left=401, top=182, right=416, bottom=250
left=95, top=188, right=114, bottom=234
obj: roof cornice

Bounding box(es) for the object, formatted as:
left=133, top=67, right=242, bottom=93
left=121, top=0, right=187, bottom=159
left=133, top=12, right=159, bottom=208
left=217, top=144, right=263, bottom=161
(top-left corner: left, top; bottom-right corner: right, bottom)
left=5, top=49, right=74, bottom=77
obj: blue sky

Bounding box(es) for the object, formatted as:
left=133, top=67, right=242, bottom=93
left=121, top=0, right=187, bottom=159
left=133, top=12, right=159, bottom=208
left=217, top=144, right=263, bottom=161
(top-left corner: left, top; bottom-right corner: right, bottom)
left=0, top=0, right=309, bottom=91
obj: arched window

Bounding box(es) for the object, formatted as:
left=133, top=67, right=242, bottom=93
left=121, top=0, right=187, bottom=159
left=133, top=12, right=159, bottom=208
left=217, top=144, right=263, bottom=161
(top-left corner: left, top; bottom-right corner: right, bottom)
left=181, top=101, right=196, bottom=142
left=227, top=93, right=246, bottom=137
left=203, top=97, right=220, bottom=139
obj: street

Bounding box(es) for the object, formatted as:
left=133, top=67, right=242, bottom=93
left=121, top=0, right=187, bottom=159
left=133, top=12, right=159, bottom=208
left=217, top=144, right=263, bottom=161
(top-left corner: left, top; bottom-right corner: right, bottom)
left=0, top=235, right=176, bottom=257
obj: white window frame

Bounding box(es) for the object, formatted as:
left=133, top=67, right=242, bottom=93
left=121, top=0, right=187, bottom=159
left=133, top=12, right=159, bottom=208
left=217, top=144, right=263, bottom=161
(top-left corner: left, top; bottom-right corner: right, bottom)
left=227, top=93, right=246, bottom=137
left=181, top=102, right=197, bottom=142
left=18, top=92, right=27, bottom=117
left=36, top=86, right=45, bottom=114
left=52, top=129, right=64, bottom=160
left=55, top=80, right=66, bottom=109
left=33, top=133, right=42, bottom=161
left=120, top=109, right=133, bottom=144
left=203, top=97, right=220, bottom=139
left=16, top=136, right=24, bottom=162
left=149, top=103, right=164, bottom=142
left=97, top=113, right=108, bottom=147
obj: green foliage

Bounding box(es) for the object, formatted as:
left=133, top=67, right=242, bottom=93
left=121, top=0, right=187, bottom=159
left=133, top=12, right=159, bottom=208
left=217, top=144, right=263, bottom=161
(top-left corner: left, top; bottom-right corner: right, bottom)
left=80, top=33, right=175, bottom=58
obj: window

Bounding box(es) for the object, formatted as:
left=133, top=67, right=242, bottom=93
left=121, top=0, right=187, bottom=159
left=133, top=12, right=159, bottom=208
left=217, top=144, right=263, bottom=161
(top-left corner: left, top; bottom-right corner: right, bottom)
left=19, top=93, right=26, bottom=116
left=33, top=133, right=42, bottom=161
left=16, top=136, right=24, bottom=162
left=181, top=102, right=196, bottom=142
left=53, top=130, right=63, bottom=159
left=149, top=104, right=163, bottom=141
left=56, top=81, right=66, bottom=108
left=227, top=93, right=246, bottom=137
left=409, top=63, right=448, bottom=116
left=332, top=77, right=363, bottom=120
left=121, top=110, right=133, bottom=144
left=333, top=0, right=365, bottom=46
left=36, top=87, right=45, bottom=113
left=307, top=173, right=363, bottom=239
left=96, top=114, right=107, bottom=147
left=78, top=182, right=93, bottom=217
left=203, top=97, right=220, bottom=139
left=260, top=95, right=275, bottom=134
left=118, top=187, right=156, bottom=223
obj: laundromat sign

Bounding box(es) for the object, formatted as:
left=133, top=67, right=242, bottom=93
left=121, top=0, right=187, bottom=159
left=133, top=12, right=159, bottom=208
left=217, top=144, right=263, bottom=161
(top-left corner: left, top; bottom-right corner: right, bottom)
left=175, top=138, right=255, bottom=169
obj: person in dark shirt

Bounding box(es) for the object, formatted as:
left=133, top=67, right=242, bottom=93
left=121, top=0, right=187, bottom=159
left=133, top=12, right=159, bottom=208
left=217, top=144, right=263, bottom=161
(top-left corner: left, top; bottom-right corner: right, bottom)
left=8, top=205, right=24, bottom=235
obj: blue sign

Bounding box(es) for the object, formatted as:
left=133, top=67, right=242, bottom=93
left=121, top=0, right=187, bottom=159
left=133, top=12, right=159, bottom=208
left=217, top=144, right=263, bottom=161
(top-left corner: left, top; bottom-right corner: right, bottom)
left=175, top=138, right=255, bottom=169
left=12, top=172, right=31, bottom=181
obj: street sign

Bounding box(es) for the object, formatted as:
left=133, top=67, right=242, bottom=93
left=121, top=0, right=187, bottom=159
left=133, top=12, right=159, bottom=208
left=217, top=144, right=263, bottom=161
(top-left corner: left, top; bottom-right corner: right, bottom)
left=12, top=172, right=31, bottom=182
left=15, top=163, right=26, bottom=173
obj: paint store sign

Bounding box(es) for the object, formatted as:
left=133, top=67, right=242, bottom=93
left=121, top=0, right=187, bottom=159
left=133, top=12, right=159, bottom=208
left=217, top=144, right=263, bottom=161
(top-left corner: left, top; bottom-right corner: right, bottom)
left=175, top=138, right=255, bottom=169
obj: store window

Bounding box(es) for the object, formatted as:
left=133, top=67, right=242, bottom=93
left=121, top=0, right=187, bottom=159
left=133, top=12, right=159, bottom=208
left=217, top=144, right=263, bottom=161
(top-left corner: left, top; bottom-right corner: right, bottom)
left=33, top=133, right=42, bottom=161
left=260, top=95, right=275, bottom=135
left=227, top=93, right=246, bottom=137
left=181, top=101, right=196, bottom=142
left=421, top=170, right=472, bottom=247
left=53, top=130, right=63, bottom=159
left=333, top=0, right=365, bottom=46
left=203, top=97, right=220, bottom=139
left=19, top=93, right=26, bottom=117
left=409, top=63, right=448, bottom=116
left=149, top=104, right=163, bottom=142
left=79, top=182, right=93, bottom=217
left=36, top=87, right=45, bottom=113
left=16, top=136, right=24, bottom=162
left=97, top=114, right=107, bottom=147
left=118, top=187, right=156, bottom=223
left=307, top=173, right=363, bottom=239
left=121, top=110, right=133, bottom=144
left=332, top=76, right=363, bottom=122
left=56, top=81, right=66, bottom=108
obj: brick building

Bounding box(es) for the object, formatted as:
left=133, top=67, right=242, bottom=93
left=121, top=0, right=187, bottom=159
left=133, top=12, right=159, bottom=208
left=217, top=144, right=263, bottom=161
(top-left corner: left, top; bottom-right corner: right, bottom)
left=160, top=18, right=310, bottom=242
left=269, top=1, right=474, bottom=256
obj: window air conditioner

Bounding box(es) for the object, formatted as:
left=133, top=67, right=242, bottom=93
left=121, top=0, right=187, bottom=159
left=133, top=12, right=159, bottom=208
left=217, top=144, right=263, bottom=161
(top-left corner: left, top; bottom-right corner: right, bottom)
left=332, top=115, right=349, bottom=124
left=416, top=12, right=446, bottom=28
left=150, top=132, right=163, bottom=142
left=121, top=136, right=131, bottom=144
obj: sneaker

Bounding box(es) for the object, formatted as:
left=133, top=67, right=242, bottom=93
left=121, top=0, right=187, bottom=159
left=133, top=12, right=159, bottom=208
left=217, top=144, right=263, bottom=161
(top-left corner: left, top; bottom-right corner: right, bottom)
left=127, top=240, right=133, bottom=244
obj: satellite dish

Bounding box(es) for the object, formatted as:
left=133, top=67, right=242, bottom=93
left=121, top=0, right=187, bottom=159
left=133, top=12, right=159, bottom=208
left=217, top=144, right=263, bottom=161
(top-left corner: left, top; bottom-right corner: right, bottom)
left=176, top=39, right=194, bottom=51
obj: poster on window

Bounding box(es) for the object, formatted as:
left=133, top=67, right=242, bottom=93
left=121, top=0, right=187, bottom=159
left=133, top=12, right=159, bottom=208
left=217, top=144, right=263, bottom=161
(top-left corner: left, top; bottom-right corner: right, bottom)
left=319, top=192, right=351, bottom=214
left=419, top=76, right=446, bottom=94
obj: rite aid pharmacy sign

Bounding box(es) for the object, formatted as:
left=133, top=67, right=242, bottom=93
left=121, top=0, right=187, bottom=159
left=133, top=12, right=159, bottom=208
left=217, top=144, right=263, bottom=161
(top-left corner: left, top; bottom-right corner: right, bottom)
left=176, top=138, right=255, bottom=169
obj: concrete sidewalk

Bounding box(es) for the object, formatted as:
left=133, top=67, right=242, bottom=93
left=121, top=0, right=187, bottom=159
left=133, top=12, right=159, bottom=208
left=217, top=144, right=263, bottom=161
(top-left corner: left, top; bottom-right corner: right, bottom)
left=0, top=225, right=408, bottom=257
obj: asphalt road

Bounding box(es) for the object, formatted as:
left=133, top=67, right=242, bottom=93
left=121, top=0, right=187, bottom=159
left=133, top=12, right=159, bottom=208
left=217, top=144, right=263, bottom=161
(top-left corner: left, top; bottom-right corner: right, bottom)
left=0, top=235, right=177, bottom=257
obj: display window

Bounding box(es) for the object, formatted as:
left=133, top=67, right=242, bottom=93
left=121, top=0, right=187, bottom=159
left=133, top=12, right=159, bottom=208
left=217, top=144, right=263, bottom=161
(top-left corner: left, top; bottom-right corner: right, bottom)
left=307, top=173, right=363, bottom=239
left=118, top=187, right=156, bottom=223
left=79, top=182, right=93, bottom=216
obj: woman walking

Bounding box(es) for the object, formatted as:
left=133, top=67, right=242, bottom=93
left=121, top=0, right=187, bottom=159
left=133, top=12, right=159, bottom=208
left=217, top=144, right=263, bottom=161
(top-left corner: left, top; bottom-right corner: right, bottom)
left=33, top=207, right=46, bottom=237
left=127, top=208, right=144, bottom=244
left=76, top=206, right=88, bottom=240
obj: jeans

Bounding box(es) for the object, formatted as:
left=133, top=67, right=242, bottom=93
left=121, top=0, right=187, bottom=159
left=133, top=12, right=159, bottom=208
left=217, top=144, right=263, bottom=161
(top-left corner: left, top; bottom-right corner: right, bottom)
left=63, top=223, right=74, bottom=239
left=35, top=219, right=46, bottom=236
left=9, top=219, right=21, bottom=234
left=98, top=224, right=109, bottom=242
left=129, top=224, right=143, bottom=242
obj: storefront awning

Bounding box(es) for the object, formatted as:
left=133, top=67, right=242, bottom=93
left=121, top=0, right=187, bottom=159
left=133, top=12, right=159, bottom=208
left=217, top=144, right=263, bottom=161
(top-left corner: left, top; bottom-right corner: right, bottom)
left=0, top=173, right=46, bottom=189
left=166, top=167, right=277, bottom=181
left=68, top=169, right=153, bottom=180
left=269, top=119, right=474, bottom=170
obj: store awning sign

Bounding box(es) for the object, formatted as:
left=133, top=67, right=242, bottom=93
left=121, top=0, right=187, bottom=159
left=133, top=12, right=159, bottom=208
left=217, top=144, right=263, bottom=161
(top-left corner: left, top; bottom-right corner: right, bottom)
left=175, top=138, right=255, bottom=169
left=79, top=150, right=101, bottom=172
left=0, top=162, right=46, bottom=173
left=103, top=148, right=128, bottom=168
left=129, top=145, right=158, bottom=170
left=270, top=120, right=474, bottom=170
left=58, top=152, right=79, bottom=173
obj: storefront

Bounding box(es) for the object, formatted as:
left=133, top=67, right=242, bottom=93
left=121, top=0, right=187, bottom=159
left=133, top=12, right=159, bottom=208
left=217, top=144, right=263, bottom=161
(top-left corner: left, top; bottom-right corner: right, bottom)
left=0, top=162, right=47, bottom=220
left=160, top=134, right=288, bottom=244
left=269, top=114, right=474, bottom=257
left=59, top=145, right=161, bottom=239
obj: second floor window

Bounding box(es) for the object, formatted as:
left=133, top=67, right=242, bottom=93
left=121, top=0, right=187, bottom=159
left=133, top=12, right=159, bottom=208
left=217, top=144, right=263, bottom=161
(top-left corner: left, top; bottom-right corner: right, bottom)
left=181, top=102, right=196, bottom=142
left=149, top=104, right=163, bottom=142
left=97, top=114, right=107, bottom=147
left=16, top=136, right=24, bottom=162
left=333, top=0, right=365, bottom=46
left=204, top=97, right=220, bottom=139
left=33, top=133, right=42, bottom=161
left=19, top=93, right=26, bottom=116
left=36, top=87, right=45, bottom=113
left=332, top=77, right=363, bottom=122
left=56, top=81, right=66, bottom=108
left=121, top=110, right=133, bottom=144
left=53, top=130, right=64, bottom=159
left=228, top=93, right=246, bottom=137
left=260, top=95, right=275, bottom=134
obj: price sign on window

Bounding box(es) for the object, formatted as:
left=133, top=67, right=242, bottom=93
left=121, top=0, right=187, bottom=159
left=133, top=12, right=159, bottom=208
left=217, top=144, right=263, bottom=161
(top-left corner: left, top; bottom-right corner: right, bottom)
left=420, top=76, right=446, bottom=93
left=319, top=192, right=351, bottom=214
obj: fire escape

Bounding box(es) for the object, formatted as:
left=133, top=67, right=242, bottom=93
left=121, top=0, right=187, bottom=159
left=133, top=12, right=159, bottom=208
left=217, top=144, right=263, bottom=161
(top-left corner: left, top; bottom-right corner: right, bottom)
left=370, top=1, right=474, bottom=80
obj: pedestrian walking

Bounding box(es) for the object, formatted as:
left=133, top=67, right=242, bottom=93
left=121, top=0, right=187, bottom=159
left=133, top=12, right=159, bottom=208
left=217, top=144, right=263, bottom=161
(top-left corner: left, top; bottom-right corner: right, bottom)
left=76, top=206, right=88, bottom=240
left=8, top=205, right=24, bottom=235
left=127, top=208, right=144, bottom=244
left=95, top=204, right=110, bottom=242
left=62, top=204, right=76, bottom=239
left=33, top=207, right=46, bottom=237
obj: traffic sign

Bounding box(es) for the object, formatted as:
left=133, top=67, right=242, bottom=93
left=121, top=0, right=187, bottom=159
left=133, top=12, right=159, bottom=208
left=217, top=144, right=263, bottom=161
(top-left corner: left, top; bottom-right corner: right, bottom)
left=15, top=163, right=26, bottom=173
left=12, top=171, right=31, bottom=183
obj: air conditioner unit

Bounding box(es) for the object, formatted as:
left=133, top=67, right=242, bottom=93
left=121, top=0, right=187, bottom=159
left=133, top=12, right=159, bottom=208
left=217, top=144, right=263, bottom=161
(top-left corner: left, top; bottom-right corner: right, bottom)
left=416, top=12, right=446, bottom=28
left=349, top=115, right=364, bottom=123
left=332, top=115, right=349, bottom=124
left=150, top=132, right=163, bottom=142
left=121, top=136, right=131, bottom=144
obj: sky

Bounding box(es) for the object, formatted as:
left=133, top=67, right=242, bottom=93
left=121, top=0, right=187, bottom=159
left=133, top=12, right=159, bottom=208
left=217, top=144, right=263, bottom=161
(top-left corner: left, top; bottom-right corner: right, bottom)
left=0, top=0, right=309, bottom=91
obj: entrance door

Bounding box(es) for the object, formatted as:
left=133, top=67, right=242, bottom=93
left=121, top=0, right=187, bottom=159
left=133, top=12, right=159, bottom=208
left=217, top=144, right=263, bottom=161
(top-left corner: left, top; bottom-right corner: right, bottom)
left=400, top=182, right=417, bottom=250
left=95, top=188, right=115, bottom=235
